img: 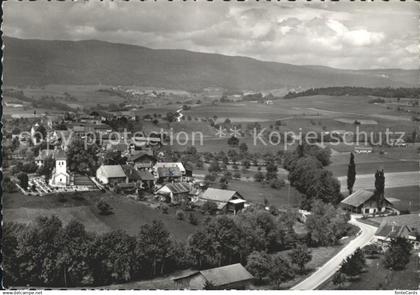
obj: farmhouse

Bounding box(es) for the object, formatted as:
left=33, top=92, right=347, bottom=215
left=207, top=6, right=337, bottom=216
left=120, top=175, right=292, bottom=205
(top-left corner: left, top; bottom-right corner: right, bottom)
left=126, top=150, right=157, bottom=169
left=374, top=222, right=419, bottom=248
left=155, top=182, right=192, bottom=204
left=49, top=150, right=72, bottom=187
left=340, top=189, right=394, bottom=215
left=199, top=188, right=246, bottom=214
left=35, top=149, right=57, bottom=167
left=155, top=162, right=186, bottom=175
left=173, top=263, right=254, bottom=290
left=96, top=164, right=128, bottom=185
left=156, top=167, right=183, bottom=182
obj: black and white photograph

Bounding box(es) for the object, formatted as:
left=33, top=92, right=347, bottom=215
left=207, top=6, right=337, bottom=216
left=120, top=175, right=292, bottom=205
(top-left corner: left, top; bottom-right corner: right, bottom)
left=1, top=0, right=419, bottom=292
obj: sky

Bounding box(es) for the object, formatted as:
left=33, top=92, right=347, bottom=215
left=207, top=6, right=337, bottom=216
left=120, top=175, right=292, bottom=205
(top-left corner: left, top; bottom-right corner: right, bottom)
left=3, top=0, right=420, bottom=70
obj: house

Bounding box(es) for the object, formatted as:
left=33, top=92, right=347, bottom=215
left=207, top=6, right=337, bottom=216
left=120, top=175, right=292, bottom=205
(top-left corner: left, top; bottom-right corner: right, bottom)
left=199, top=188, right=246, bottom=214
left=374, top=214, right=420, bottom=249
left=340, top=189, right=394, bottom=215
left=354, top=145, right=373, bottom=154
left=35, top=149, right=57, bottom=167
left=137, top=170, right=155, bottom=190
left=156, top=166, right=183, bottom=183
left=173, top=263, right=254, bottom=290
left=96, top=165, right=128, bottom=185
left=49, top=150, right=72, bottom=187
left=155, top=162, right=186, bottom=175
left=155, top=182, right=192, bottom=204
left=126, top=150, right=157, bottom=169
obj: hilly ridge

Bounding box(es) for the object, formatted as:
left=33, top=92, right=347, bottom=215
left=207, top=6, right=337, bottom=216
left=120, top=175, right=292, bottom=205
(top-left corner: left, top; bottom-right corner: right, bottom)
left=3, top=36, right=419, bottom=91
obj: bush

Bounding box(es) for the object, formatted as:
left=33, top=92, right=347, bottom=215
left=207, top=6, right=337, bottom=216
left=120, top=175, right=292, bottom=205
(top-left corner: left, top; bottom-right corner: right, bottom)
left=233, top=171, right=241, bottom=179
left=161, top=204, right=169, bottom=214
left=97, top=200, right=113, bottom=215
left=58, top=193, right=67, bottom=203
left=270, top=178, right=286, bottom=189
left=202, top=201, right=218, bottom=215
left=254, top=172, right=265, bottom=183
left=188, top=213, right=199, bottom=225
left=176, top=210, right=185, bottom=220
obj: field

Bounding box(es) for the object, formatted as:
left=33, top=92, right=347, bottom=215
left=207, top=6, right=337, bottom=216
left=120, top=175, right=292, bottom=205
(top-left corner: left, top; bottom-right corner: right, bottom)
left=227, top=179, right=302, bottom=209
left=3, top=191, right=202, bottom=240
left=322, top=255, right=419, bottom=290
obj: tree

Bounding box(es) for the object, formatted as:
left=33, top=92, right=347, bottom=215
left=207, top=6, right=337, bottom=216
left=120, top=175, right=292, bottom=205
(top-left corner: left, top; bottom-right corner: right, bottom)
left=91, top=230, right=136, bottom=285
left=265, top=162, right=278, bottom=180
left=239, top=142, right=248, bottom=153
left=227, top=136, right=239, bottom=147
left=136, top=220, right=173, bottom=276
left=383, top=237, right=412, bottom=270
left=254, top=171, right=265, bottom=183
left=188, top=213, right=199, bottom=225
left=306, top=200, right=350, bottom=246
left=57, top=220, right=94, bottom=286
left=374, top=169, right=385, bottom=207
left=67, top=139, right=99, bottom=175
left=246, top=251, right=272, bottom=283
left=347, top=152, right=356, bottom=194
left=37, top=156, right=55, bottom=180
left=288, top=244, right=312, bottom=273
left=17, top=172, right=29, bottom=189
left=97, top=200, right=113, bottom=215
left=202, top=201, right=218, bottom=215
left=332, top=271, right=346, bottom=288
left=176, top=210, right=185, bottom=221
left=340, top=248, right=365, bottom=277
left=268, top=254, right=295, bottom=289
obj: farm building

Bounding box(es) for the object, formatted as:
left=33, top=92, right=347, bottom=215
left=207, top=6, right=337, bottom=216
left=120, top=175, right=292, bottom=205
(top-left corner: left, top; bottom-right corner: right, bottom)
left=340, top=189, right=395, bottom=215
left=126, top=150, right=157, bottom=169
left=374, top=222, right=419, bottom=249
left=173, top=263, right=254, bottom=290
left=199, top=188, right=246, bottom=214
left=155, top=162, right=186, bottom=175
left=96, top=164, right=128, bottom=185
left=35, top=149, right=58, bottom=167
left=156, top=166, right=183, bottom=183
left=155, top=182, right=192, bottom=204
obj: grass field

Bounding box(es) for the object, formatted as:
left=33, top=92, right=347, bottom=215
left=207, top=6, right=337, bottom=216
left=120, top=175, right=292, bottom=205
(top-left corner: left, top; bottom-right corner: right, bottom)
left=322, top=255, right=419, bottom=290
left=3, top=191, right=202, bottom=240
left=384, top=186, right=420, bottom=212
left=227, top=179, right=302, bottom=209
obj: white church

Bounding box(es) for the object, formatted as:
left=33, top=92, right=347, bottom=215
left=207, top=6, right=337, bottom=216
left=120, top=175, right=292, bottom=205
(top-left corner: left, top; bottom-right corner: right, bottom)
left=49, top=150, right=72, bottom=187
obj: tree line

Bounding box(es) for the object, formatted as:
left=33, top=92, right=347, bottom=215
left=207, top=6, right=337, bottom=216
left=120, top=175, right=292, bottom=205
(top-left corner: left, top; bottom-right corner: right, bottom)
left=284, top=87, right=420, bottom=99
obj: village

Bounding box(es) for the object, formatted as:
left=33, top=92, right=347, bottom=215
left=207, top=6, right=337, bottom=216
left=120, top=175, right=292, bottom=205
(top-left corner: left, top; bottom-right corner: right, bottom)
left=3, top=106, right=419, bottom=290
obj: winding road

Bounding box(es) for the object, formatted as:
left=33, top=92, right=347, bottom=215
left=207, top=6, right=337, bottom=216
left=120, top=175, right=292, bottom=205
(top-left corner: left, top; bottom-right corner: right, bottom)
left=291, top=215, right=377, bottom=290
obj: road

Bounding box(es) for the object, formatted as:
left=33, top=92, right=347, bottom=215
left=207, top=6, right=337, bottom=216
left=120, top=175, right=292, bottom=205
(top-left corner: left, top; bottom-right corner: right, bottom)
left=338, top=171, right=420, bottom=193
left=291, top=216, right=377, bottom=290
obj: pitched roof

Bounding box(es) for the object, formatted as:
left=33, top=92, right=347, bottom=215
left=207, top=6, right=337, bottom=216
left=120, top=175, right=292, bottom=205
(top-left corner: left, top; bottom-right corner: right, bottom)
left=201, top=188, right=242, bottom=203
left=375, top=223, right=414, bottom=239
left=127, top=150, right=155, bottom=162
left=98, top=165, right=127, bottom=178
left=340, top=189, right=374, bottom=207
left=157, top=166, right=182, bottom=178
left=200, top=263, right=254, bottom=287
left=155, top=162, right=185, bottom=173
left=55, top=149, right=67, bottom=160
left=373, top=214, right=420, bottom=232
left=121, top=165, right=142, bottom=181
left=35, top=149, right=56, bottom=161
left=138, top=170, right=155, bottom=181
left=164, top=182, right=191, bottom=194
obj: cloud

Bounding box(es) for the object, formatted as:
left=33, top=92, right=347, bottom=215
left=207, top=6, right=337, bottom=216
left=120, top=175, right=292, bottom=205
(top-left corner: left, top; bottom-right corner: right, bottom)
left=3, top=0, right=419, bottom=69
